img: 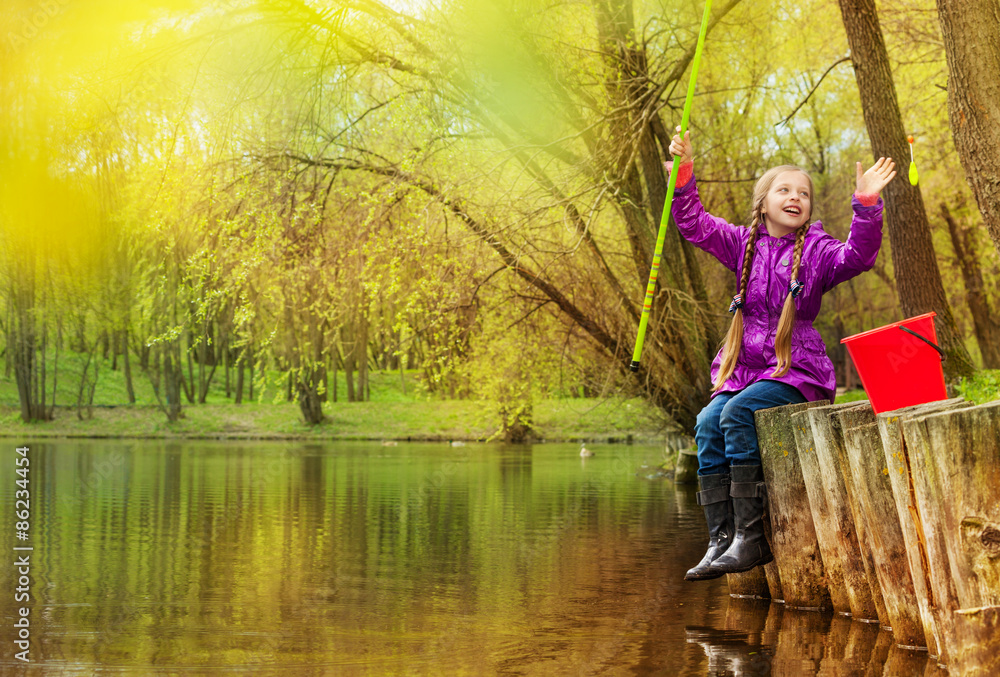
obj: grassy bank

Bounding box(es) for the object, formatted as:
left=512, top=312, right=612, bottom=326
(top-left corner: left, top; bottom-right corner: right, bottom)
left=0, top=398, right=669, bottom=442
left=3, top=350, right=995, bottom=442
left=0, top=349, right=668, bottom=441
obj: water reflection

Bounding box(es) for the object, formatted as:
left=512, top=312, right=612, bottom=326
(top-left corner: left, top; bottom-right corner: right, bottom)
left=0, top=440, right=949, bottom=674
left=683, top=599, right=948, bottom=676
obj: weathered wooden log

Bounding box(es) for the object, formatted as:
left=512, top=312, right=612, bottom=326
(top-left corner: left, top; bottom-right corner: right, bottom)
left=789, top=403, right=865, bottom=615
left=906, top=401, right=1000, bottom=608
left=806, top=402, right=883, bottom=622
left=755, top=401, right=832, bottom=610
left=674, top=448, right=699, bottom=484
left=952, top=606, right=1000, bottom=676
left=901, top=401, right=1000, bottom=668
left=841, top=420, right=926, bottom=647
left=726, top=565, right=771, bottom=599
left=876, top=398, right=971, bottom=661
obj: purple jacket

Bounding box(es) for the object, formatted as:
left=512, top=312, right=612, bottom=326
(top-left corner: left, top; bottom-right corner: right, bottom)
left=672, top=177, right=884, bottom=403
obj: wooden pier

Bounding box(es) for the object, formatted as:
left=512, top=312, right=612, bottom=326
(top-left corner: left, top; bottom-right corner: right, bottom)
left=737, top=397, right=1000, bottom=675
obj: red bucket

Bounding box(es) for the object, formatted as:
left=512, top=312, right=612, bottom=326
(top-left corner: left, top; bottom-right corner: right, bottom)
left=840, top=312, right=947, bottom=414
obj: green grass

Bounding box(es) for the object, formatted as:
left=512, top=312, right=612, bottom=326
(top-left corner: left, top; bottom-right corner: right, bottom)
left=957, top=369, right=1000, bottom=405
left=0, top=397, right=668, bottom=442
left=0, top=351, right=669, bottom=441
left=0, top=351, right=427, bottom=407
left=834, top=389, right=869, bottom=403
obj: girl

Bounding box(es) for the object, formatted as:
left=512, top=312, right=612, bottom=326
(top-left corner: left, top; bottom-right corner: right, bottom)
left=666, top=128, right=897, bottom=581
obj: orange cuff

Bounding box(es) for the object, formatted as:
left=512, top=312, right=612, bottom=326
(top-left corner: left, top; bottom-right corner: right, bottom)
left=675, top=161, right=693, bottom=188
left=855, top=192, right=879, bottom=207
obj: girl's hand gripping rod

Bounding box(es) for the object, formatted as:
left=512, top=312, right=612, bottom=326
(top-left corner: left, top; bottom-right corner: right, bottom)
left=629, top=0, right=714, bottom=372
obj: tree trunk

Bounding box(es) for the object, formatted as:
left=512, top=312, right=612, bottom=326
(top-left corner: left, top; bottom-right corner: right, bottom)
left=182, top=330, right=195, bottom=404
left=296, top=364, right=327, bottom=424
left=249, top=351, right=255, bottom=400
left=936, top=0, right=1000, bottom=259
left=10, top=281, right=53, bottom=422
left=331, top=353, right=338, bottom=403
left=163, top=349, right=183, bottom=422
left=358, top=312, right=369, bottom=402
left=940, top=203, right=1000, bottom=369
left=345, top=352, right=356, bottom=402
left=122, top=323, right=135, bottom=404
left=224, top=335, right=230, bottom=399
left=234, top=354, right=244, bottom=404
left=837, top=0, right=975, bottom=380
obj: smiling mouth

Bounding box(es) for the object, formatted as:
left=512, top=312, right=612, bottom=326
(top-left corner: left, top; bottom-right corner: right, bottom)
left=783, top=206, right=801, bottom=215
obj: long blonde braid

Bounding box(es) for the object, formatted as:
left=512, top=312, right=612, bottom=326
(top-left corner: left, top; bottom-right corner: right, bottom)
left=712, top=225, right=759, bottom=392
left=772, top=225, right=807, bottom=376
left=712, top=165, right=813, bottom=391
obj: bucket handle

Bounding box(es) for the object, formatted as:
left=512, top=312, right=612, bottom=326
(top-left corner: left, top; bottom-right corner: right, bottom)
left=898, top=326, right=946, bottom=362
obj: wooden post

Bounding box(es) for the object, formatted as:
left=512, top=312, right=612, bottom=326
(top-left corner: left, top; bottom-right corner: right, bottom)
left=901, top=401, right=1000, bottom=670
left=806, top=402, right=882, bottom=622
left=827, top=404, right=892, bottom=626
left=876, top=398, right=971, bottom=661
left=841, top=420, right=926, bottom=647
left=953, top=606, right=1000, bottom=676
left=674, top=448, right=699, bottom=484
left=790, top=403, right=865, bottom=615
left=726, top=566, right=771, bottom=599
left=755, top=401, right=832, bottom=609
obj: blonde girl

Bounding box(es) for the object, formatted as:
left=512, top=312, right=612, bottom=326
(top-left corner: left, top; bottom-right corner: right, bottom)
left=666, top=128, right=897, bottom=580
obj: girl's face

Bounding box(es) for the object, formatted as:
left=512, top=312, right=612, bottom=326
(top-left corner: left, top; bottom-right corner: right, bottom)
left=762, top=170, right=812, bottom=235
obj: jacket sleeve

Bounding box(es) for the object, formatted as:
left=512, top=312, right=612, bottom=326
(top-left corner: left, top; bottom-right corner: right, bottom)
left=818, top=195, right=884, bottom=291
left=671, top=177, right=746, bottom=272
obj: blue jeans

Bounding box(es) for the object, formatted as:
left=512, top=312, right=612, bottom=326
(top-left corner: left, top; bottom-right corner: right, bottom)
left=694, top=380, right=806, bottom=476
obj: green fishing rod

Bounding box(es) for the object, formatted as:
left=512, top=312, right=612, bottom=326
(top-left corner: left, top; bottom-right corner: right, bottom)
left=629, top=0, right=713, bottom=373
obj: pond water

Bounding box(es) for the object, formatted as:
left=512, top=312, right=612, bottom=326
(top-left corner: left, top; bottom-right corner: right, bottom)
left=0, top=440, right=947, bottom=675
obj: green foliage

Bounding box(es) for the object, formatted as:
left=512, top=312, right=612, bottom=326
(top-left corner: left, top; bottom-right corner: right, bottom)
left=957, top=370, right=1000, bottom=405
left=2, top=0, right=997, bottom=430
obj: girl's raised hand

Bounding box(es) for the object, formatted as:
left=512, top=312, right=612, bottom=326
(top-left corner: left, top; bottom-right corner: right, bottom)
left=856, top=157, right=897, bottom=195
left=667, top=125, right=693, bottom=168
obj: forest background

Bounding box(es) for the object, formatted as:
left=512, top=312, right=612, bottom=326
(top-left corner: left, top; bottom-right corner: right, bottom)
left=1, top=0, right=998, bottom=441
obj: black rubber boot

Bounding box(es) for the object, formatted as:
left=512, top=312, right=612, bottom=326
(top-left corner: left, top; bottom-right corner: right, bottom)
left=707, top=465, right=773, bottom=575
left=684, top=473, right=734, bottom=581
